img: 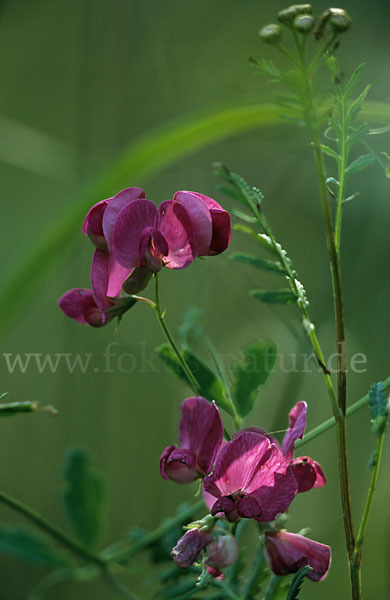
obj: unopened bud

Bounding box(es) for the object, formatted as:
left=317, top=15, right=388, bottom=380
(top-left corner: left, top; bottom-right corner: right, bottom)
left=278, top=5, right=312, bottom=25
left=293, top=14, right=315, bottom=33
left=259, top=24, right=282, bottom=45
left=329, top=8, right=351, bottom=32
left=206, top=535, right=239, bottom=569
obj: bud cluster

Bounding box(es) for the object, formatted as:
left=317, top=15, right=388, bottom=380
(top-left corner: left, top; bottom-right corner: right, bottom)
left=259, top=4, right=351, bottom=45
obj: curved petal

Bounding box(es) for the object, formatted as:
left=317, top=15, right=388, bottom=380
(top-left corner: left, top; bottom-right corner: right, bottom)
left=58, top=288, right=106, bottom=327
left=282, top=401, right=307, bottom=458
left=183, top=191, right=231, bottom=255
left=162, top=447, right=200, bottom=484
left=292, top=457, right=326, bottom=492
left=158, top=200, right=194, bottom=269
left=179, top=397, right=224, bottom=475
left=112, top=199, right=158, bottom=269
left=203, top=431, right=272, bottom=498
left=90, top=250, right=130, bottom=316
left=82, top=199, right=110, bottom=250
left=102, top=187, right=145, bottom=251
left=173, top=191, right=213, bottom=256
left=264, top=530, right=331, bottom=582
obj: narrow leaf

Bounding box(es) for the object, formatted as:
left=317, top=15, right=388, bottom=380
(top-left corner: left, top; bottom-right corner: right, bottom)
left=320, top=144, right=339, bottom=160
left=346, top=153, right=375, bottom=174
left=63, top=448, right=106, bottom=549
left=286, top=566, right=312, bottom=600
left=232, top=340, right=277, bottom=418
left=231, top=252, right=287, bottom=275
left=344, top=63, right=366, bottom=99
left=347, top=84, right=371, bottom=123
left=250, top=289, right=298, bottom=305
left=0, top=525, right=72, bottom=569
left=156, top=344, right=233, bottom=415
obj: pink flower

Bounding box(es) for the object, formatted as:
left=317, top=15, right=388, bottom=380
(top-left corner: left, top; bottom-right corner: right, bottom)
left=264, top=530, right=331, bottom=582
left=206, top=534, right=239, bottom=569
left=171, top=529, right=238, bottom=572
left=203, top=430, right=298, bottom=522
left=171, top=529, right=212, bottom=568
left=160, top=397, right=224, bottom=484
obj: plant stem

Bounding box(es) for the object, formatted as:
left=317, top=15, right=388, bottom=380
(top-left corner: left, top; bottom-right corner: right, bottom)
left=105, top=499, right=205, bottom=563
left=294, top=39, right=359, bottom=597
left=211, top=579, right=242, bottom=600
left=297, top=375, right=390, bottom=448
left=352, top=425, right=387, bottom=571
left=153, top=274, right=202, bottom=396
left=0, top=490, right=106, bottom=568
left=334, top=87, right=348, bottom=253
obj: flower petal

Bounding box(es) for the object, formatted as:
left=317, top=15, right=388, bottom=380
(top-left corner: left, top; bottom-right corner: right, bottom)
left=282, top=401, right=307, bottom=458
left=58, top=288, right=106, bottom=327
left=292, top=457, right=326, bottom=492
left=161, top=447, right=200, bottom=484
left=184, top=192, right=231, bottom=255
left=173, top=191, right=213, bottom=256
left=158, top=200, right=194, bottom=269
left=264, top=530, right=331, bottom=582
left=179, top=397, right=224, bottom=476
left=90, top=250, right=130, bottom=316
left=112, top=198, right=158, bottom=269
left=82, top=199, right=110, bottom=250
left=102, top=187, right=145, bottom=251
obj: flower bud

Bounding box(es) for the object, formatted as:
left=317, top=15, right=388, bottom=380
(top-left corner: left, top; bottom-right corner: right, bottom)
left=259, top=24, right=282, bottom=45
left=206, top=534, right=239, bottom=569
left=293, top=14, right=315, bottom=33
left=329, top=8, right=351, bottom=32
left=278, top=5, right=312, bottom=25
left=172, top=529, right=212, bottom=569
left=264, top=530, right=331, bottom=582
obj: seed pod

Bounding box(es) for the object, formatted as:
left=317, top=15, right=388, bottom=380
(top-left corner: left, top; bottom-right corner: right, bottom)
left=278, top=4, right=313, bottom=25
left=293, top=14, right=315, bottom=33
left=259, top=24, right=282, bottom=45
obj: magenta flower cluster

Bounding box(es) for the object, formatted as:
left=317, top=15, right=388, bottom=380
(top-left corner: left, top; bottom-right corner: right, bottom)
left=161, top=397, right=330, bottom=581
left=59, top=187, right=231, bottom=326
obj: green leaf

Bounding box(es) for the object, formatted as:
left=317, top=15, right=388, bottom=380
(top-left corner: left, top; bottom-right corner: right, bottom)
left=0, top=401, right=38, bottom=416
left=156, top=344, right=233, bottom=415
left=0, top=524, right=72, bottom=569
left=63, top=448, right=106, bottom=549
left=320, top=144, right=340, bottom=160
left=286, top=566, right=312, bottom=600
left=232, top=340, right=277, bottom=418
left=231, top=208, right=257, bottom=223
left=346, top=153, right=375, bottom=175
left=344, top=63, right=366, bottom=99
left=250, top=289, right=298, bottom=305
left=369, top=382, right=387, bottom=419
left=347, top=84, right=371, bottom=123
left=230, top=252, right=287, bottom=275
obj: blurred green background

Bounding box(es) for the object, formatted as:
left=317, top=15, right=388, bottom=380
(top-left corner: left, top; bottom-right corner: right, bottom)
left=0, top=0, right=389, bottom=598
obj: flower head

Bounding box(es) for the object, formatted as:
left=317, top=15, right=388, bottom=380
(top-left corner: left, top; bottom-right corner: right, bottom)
left=264, top=530, right=331, bottom=582
left=160, top=397, right=224, bottom=484
left=171, top=528, right=212, bottom=569
left=203, top=430, right=298, bottom=522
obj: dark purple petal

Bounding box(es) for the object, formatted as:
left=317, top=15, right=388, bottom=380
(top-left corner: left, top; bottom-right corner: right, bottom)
left=112, top=199, right=158, bottom=269
left=162, top=447, right=200, bottom=484
left=82, top=199, right=110, bottom=250
left=206, top=565, right=224, bottom=580
left=237, top=495, right=262, bottom=519
left=172, top=529, right=205, bottom=568
left=282, top=401, right=307, bottom=458
left=58, top=288, right=108, bottom=327
left=210, top=497, right=236, bottom=517
left=264, top=530, right=331, bottom=582
left=292, top=457, right=326, bottom=493
left=102, top=187, right=145, bottom=251
left=139, top=228, right=169, bottom=273
left=179, top=397, right=224, bottom=476
left=158, top=200, right=195, bottom=269
left=183, top=191, right=231, bottom=255
left=159, top=445, right=176, bottom=480
left=206, top=535, right=239, bottom=569
left=173, top=191, right=213, bottom=256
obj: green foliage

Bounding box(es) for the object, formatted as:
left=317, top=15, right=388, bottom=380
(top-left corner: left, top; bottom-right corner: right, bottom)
left=369, top=381, right=389, bottom=437
left=241, top=539, right=268, bottom=599
left=63, top=448, right=106, bottom=550
left=286, top=566, right=312, bottom=600
left=230, top=252, right=287, bottom=275
left=0, top=524, right=72, bottom=569
left=251, top=289, right=298, bottom=305
left=156, top=344, right=233, bottom=416
left=232, top=341, right=277, bottom=418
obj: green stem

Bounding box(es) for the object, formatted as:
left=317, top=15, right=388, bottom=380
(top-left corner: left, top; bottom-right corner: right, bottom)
left=153, top=274, right=202, bottom=396
left=211, top=579, right=242, bottom=600
left=297, top=375, right=390, bottom=448
left=242, top=537, right=265, bottom=599
left=334, top=88, right=349, bottom=253
left=0, top=490, right=106, bottom=568
left=352, top=426, right=387, bottom=570
left=294, top=39, right=358, bottom=597
left=105, top=499, right=205, bottom=563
